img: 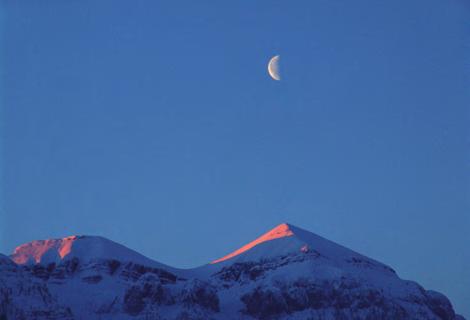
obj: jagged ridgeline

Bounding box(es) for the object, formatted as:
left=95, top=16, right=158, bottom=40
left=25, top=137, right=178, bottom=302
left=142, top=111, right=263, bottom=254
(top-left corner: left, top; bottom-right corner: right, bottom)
left=0, top=224, right=465, bottom=320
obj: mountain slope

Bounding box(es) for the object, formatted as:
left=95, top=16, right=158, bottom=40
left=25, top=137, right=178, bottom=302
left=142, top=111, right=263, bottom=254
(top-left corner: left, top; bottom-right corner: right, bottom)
left=10, top=235, right=170, bottom=269
left=206, top=224, right=461, bottom=319
left=0, top=223, right=464, bottom=320
left=211, top=223, right=393, bottom=271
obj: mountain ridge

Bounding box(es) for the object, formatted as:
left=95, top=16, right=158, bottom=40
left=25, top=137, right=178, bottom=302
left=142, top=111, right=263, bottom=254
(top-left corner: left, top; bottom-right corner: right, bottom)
left=11, top=235, right=162, bottom=265
left=7, top=223, right=394, bottom=271
left=0, top=223, right=465, bottom=320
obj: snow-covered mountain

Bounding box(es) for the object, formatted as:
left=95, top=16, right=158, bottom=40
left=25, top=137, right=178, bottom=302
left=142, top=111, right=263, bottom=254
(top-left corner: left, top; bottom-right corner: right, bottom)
left=0, top=223, right=465, bottom=320
left=11, top=235, right=172, bottom=270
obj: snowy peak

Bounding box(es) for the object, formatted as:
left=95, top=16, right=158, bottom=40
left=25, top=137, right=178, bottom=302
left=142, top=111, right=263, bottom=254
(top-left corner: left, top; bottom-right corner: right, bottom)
left=211, top=223, right=389, bottom=271
left=212, top=223, right=295, bottom=263
left=11, top=235, right=80, bottom=264
left=10, top=235, right=162, bottom=268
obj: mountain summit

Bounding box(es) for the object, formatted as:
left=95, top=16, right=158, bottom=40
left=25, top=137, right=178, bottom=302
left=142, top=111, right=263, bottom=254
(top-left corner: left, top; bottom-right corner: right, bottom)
left=212, top=223, right=391, bottom=272
left=10, top=235, right=163, bottom=268
left=0, top=223, right=464, bottom=320
left=212, top=223, right=295, bottom=263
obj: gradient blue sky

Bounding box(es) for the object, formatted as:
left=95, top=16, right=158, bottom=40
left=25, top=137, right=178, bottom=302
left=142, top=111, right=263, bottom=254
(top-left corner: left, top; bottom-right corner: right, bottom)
left=1, top=0, right=469, bottom=317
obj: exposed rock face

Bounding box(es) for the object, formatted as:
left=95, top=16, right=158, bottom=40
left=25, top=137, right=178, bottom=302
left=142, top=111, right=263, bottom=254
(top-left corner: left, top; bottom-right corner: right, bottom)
left=0, top=255, right=73, bottom=320
left=123, top=273, right=174, bottom=315
left=239, top=275, right=453, bottom=320
left=180, top=279, right=220, bottom=312
left=0, top=225, right=465, bottom=320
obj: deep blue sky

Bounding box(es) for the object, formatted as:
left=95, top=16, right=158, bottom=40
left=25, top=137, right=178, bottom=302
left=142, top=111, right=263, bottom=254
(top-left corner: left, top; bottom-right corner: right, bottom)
left=1, top=0, right=469, bottom=317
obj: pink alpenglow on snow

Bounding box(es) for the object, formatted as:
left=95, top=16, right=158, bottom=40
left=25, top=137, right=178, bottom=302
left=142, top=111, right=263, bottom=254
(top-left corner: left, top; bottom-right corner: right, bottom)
left=11, top=236, right=79, bottom=264
left=211, top=223, right=294, bottom=264
left=9, top=235, right=170, bottom=268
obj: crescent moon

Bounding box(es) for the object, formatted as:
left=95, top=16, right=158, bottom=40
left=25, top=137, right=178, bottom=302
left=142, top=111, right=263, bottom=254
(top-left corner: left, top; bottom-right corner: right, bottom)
left=268, top=55, right=281, bottom=81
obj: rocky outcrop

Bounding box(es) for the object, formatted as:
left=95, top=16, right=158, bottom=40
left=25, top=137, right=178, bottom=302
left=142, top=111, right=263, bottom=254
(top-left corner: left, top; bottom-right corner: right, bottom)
left=180, top=279, right=220, bottom=312
left=0, top=257, right=73, bottom=320
left=240, top=278, right=456, bottom=320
